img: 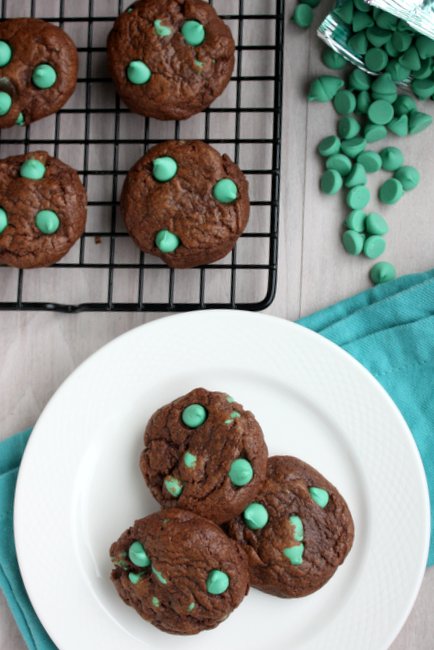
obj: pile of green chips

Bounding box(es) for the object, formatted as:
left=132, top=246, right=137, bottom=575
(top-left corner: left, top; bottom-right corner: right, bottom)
left=291, top=0, right=321, bottom=29
left=308, top=70, right=432, bottom=137
left=309, top=67, right=429, bottom=283
left=330, top=0, right=434, bottom=99
left=293, top=0, right=433, bottom=284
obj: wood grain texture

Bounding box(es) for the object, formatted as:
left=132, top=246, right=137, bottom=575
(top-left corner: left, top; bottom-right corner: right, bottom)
left=1, top=0, right=433, bottom=648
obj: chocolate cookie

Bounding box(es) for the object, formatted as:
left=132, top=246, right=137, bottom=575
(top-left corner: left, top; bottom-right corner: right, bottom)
left=107, top=0, right=235, bottom=121
left=121, top=140, right=250, bottom=268
left=225, top=456, right=354, bottom=597
left=110, top=508, right=249, bottom=634
left=0, top=19, right=78, bottom=128
left=0, top=151, right=87, bottom=268
left=140, top=388, right=268, bottom=524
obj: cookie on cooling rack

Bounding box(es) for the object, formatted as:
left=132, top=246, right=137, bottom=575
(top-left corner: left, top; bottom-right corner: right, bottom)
left=0, top=18, right=78, bottom=128
left=140, top=387, right=267, bottom=524
left=121, top=140, right=250, bottom=268
left=110, top=508, right=249, bottom=635
left=225, top=455, right=354, bottom=598
left=0, top=151, right=87, bottom=268
left=107, top=0, right=235, bottom=121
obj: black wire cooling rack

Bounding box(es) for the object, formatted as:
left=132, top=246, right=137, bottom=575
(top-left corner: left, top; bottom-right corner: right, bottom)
left=0, top=0, right=285, bottom=312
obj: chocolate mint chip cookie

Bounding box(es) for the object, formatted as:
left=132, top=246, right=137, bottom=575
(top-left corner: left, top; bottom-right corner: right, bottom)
left=140, top=388, right=268, bottom=524
left=0, top=18, right=78, bottom=128
left=0, top=151, right=87, bottom=268
left=110, top=508, right=249, bottom=634
left=225, top=456, right=354, bottom=597
left=107, top=0, right=235, bottom=121
left=121, top=140, right=250, bottom=268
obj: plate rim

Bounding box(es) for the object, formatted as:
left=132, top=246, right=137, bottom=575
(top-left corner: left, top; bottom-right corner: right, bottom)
left=14, top=310, right=430, bottom=650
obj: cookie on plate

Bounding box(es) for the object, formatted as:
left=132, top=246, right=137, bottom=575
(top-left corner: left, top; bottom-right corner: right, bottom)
left=107, top=0, right=235, bottom=121
left=0, top=151, right=87, bottom=268
left=121, top=140, right=250, bottom=268
left=140, top=388, right=268, bottom=524
left=225, top=455, right=354, bottom=597
left=0, top=18, right=78, bottom=128
left=110, top=508, right=249, bottom=635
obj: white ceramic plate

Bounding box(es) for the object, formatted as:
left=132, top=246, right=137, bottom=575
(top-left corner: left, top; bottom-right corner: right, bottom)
left=14, top=311, right=430, bottom=650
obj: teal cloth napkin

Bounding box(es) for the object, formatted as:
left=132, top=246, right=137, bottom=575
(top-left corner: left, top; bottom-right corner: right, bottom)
left=300, top=268, right=434, bottom=567
left=0, top=429, right=56, bottom=649
left=1, top=269, right=433, bottom=649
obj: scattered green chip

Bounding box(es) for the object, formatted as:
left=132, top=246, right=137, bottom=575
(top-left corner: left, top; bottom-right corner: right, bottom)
left=392, top=31, right=413, bottom=54
left=385, top=39, right=399, bottom=58
left=367, top=99, right=394, bottom=126
left=333, top=89, right=357, bottom=115
left=365, top=47, right=389, bottom=72
left=365, top=212, right=389, bottom=235
left=412, top=59, right=432, bottom=80
left=345, top=209, right=366, bottom=232
left=408, top=111, right=433, bottom=135
left=415, top=35, right=434, bottom=60
left=345, top=162, right=367, bottom=188
left=364, top=124, right=388, bottom=142
left=348, top=32, right=368, bottom=55
left=326, top=153, right=353, bottom=176
left=370, top=262, right=396, bottom=284
left=393, top=166, right=420, bottom=191
left=371, top=73, right=398, bottom=103
left=387, top=115, right=409, bottom=137
left=364, top=235, right=386, bottom=259
left=399, top=46, right=421, bottom=72
left=341, top=136, right=366, bottom=158
left=347, top=185, right=370, bottom=209
left=357, top=151, right=382, bottom=173
left=320, top=169, right=343, bottom=194
left=412, top=79, right=434, bottom=100
left=356, top=90, right=371, bottom=114
left=318, top=135, right=341, bottom=157
left=292, top=4, right=313, bottom=29
left=308, top=76, right=345, bottom=102
left=394, top=95, right=416, bottom=117
left=338, top=116, right=361, bottom=139
left=352, top=10, right=374, bottom=33
left=322, top=48, right=347, bottom=70
left=374, top=9, right=398, bottom=31
left=366, top=26, right=392, bottom=48
left=378, top=178, right=404, bottom=204
left=348, top=68, right=371, bottom=91
left=334, top=0, right=354, bottom=25
left=386, top=61, right=409, bottom=83
left=380, top=146, right=404, bottom=172
left=342, top=230, right=365, bottom=255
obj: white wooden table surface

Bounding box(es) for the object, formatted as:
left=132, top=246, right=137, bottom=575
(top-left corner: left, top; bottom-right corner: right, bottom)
left=1, top=0, right=433, bottom=648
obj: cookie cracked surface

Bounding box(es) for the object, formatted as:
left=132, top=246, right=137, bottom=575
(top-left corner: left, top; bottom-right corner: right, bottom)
left=0, top=151, right=87, bottom=268
left=140, top=388, right=268, bottom=523
left=110, top=508, right=249, bottom=634
left=107, top=0, right=235, bottom=121
left=0, top=18, right=78, bottom=128
left=225, top=455, right=354, bottom=597
left=121, top=140, right=250, bottom=268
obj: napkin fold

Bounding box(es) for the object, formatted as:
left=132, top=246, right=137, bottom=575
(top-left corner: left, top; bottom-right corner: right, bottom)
left=1, top=269, right=433, bottom=649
